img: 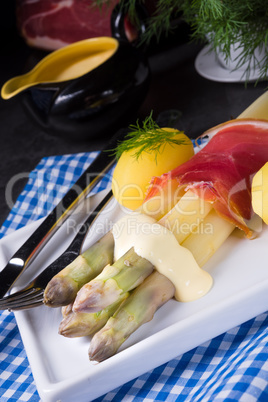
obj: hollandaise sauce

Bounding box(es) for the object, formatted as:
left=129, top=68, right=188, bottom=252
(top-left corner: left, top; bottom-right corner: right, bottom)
left=112, top=214, right=213, bottom=302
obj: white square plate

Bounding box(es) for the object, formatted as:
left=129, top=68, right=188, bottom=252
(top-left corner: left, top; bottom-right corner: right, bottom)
left=1, top=190, right=268, bottom=401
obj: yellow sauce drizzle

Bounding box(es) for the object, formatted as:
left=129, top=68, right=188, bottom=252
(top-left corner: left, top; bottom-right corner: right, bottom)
left=112, top=214, right=213, bottom=302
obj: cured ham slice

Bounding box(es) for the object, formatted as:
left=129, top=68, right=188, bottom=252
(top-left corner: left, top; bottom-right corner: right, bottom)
left=145, top=119, right=268, bottom=236
left=16, top=0, right=117, bottom=51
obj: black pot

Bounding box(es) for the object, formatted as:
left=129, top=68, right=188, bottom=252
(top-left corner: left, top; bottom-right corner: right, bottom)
left=20, top=5, right=150, bottom=140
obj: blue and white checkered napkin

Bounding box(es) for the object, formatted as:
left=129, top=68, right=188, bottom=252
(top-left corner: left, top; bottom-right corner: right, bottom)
left=0, top=152, right=267, bottom=402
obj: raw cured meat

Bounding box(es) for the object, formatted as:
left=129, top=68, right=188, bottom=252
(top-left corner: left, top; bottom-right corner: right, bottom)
left=145, top=119, right=268, bottom=236
left=16, top=0, right=117, bottom=50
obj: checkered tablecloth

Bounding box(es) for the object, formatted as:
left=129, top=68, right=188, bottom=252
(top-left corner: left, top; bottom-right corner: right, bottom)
left=0, top=152, right=267, bottom=402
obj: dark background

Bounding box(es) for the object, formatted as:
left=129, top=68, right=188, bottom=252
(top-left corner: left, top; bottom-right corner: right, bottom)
left=0, top=0, right=267, bottom=227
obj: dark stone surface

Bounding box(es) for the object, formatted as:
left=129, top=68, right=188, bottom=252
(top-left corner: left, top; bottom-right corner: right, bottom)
left=0, top=1, right=267, bottom=227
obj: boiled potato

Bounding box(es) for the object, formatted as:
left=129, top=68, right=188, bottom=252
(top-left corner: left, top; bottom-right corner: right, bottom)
left=252, top=162, right=268, bottom=225
left=112, top=128, right=194, bottom=210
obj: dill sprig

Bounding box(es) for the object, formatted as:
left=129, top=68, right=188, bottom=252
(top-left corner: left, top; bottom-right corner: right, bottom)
left=114, top=113, right=185, bottom=161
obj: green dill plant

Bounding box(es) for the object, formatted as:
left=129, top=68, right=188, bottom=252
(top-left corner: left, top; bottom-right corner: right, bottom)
left=114, top=112, right=186, bottom=161
left=94, top=0, right=268, bottom=81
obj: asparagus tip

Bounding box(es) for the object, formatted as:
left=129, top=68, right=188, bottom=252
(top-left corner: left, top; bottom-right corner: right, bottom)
left=88, top=327, right=119, bottom=362
left=44, top=277, right=77, bottom=307
left=73, top=279, right=122, bottom=314
left=59, top=315, right=78, bottom=338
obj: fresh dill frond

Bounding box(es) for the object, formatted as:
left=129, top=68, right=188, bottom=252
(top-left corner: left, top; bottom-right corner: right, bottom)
left=114, top=112, right=186, bottom=161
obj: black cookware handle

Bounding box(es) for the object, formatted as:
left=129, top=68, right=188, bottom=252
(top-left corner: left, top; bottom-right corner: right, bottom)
left=111, top=2, right=148, bottom=46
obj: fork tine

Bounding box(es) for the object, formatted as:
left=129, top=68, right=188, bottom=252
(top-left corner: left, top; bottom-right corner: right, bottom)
left=0, top=288, right=37, bottom=304
left=0, top=288, right=44, bottom=310
left=8, top=299, right=44, bottom=311
left=0, top=190, right=113, bottom=311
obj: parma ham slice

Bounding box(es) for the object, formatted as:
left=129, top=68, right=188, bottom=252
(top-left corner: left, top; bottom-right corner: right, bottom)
left=16, top=0, right=117, bottom=51
left=145, top=119, right=268, bottom=236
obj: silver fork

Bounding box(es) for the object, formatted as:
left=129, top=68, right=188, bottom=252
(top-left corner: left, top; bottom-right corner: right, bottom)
left=0, top=190, right=113, bottom=311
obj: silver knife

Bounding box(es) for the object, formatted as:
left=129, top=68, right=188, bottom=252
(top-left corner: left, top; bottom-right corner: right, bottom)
left=0, top=129, right=124, bottom=298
